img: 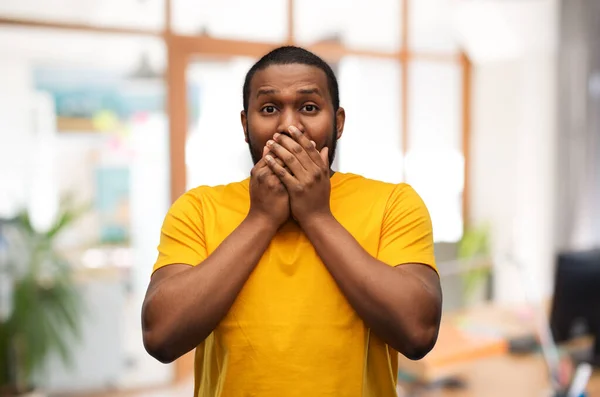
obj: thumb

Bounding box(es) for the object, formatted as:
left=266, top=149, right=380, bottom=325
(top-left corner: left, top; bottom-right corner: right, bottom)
left=320, top=146, right=329, bottom=165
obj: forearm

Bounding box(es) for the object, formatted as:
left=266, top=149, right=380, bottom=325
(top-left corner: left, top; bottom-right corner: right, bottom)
left=300, top=214, right=441, bottom=359
left=142, top=213, right=278, bottom=363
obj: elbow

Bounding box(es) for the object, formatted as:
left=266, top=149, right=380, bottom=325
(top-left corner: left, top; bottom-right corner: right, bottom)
left=142, top=303, right=179, bottom=364
left=141, top=304, right=207, bottom=364
left=402, top=331, right=438, bottom=361
left=397, top=323, right=440, bottom=361
left=143, top=328, right=179, bottom=364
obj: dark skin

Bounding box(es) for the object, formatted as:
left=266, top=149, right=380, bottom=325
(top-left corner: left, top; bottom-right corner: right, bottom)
left=141, top=64, right=442, bottom=364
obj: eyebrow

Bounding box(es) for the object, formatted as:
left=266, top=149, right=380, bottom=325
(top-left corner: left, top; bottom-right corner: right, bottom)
left=256, top=88, right=278, bottom=98
left=297, top=88, right=322, bottom=97
left=255, top=87, right=323, bottom=98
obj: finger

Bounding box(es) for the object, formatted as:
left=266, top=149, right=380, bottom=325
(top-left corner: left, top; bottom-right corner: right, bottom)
left=252, top=149, right=271, bottom=172
left=250, top=164, right=272, bottom=183
left=271, top=156, right=287, bottom=170
left=263, top=147, right=286, bottom=167
left=265, top=154, right=299, bottom=188
left=263, top=145, right=279, bottom=158
left=251, top=157, right=288, bottom=181
left=288, top=126, right=324, bottom=167
left=266, top=139, right=305, bottom=177
left=255, top=146, right=284, bottom=170
left=273, top=132, right=314, bottom=170
left=320, top=147, right=329, bottom=167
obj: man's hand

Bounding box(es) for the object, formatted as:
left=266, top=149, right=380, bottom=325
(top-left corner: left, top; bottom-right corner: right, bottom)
left=264, top=125, right=331, bottom=225
left=248, top=146, right=290, bottom=228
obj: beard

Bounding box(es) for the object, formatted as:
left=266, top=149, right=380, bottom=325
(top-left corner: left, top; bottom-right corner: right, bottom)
left=246, top=118, right=338, bottom=168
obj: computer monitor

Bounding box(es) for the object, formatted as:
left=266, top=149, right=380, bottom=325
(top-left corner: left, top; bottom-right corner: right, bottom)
left=550, top=248, right=600, bottom=367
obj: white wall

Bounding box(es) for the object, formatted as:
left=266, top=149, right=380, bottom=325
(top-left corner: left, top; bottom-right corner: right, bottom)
left=466, top=0, right=559, bottom=303
left=0, top=59, right=35, bottom=218
left=470, top=55, right=558, bottom=303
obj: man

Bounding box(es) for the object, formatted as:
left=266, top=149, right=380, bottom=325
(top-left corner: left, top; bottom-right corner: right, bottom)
left=142, top=46, right=442, bottom=397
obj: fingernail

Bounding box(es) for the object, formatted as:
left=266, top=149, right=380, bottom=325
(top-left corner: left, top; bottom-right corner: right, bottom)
left=311, top=140, right=316, bottom=147
left=265, top=155, right=273, bottom=162
left=288, top=125, right=300, bottom=135
left=273, top=133, right=280, bottom=140
left=266, top=140, right=274, bottom=146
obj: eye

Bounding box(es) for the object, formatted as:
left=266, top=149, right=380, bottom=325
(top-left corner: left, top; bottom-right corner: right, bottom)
left=261, top=105, right=277, bottom=114
left=302, top=104, right=318, bottom=113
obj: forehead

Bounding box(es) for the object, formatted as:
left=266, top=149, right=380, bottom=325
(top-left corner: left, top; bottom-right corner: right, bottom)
left=250, top=63, right=330, bottom=98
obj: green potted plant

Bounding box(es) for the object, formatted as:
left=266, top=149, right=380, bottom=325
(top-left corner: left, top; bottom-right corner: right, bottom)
left=0, top=197, right=87, bottom=396
left=457, top=223, right=493, bottom=306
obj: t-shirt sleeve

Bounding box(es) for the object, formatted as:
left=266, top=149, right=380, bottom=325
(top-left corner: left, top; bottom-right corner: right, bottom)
left=152, top=189, right=208, bottom=274
left=377, top=183, right=437, bottom=272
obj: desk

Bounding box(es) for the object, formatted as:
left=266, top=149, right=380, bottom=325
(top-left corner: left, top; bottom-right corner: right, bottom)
left=397, top=303, right=600, bottom=397
left=400, top=353, right=600, bottom=397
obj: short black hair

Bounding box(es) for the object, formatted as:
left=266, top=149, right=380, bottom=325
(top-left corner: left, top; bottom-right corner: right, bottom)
left=242, top=46, right=339, bottom=113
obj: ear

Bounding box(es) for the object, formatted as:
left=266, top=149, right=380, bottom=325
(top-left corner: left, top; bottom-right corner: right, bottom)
left=241, top=111, right=248, bottom=143
left=335, top=107, right=345, bottom=140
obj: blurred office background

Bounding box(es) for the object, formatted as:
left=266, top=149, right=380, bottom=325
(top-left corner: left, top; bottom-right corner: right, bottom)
left=0, top=0, right=599, bottom=396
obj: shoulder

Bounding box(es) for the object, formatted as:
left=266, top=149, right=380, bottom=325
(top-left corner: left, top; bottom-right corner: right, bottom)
left=382, top=183, right=429, bottom=221
left=334, top=172, right=420, bottom=202
left=386, top=183, right=425, bottom=205
left=333, top=171, right=396, bottom=193
left=170, top=178, right=250, bottom=214
left=334, top=173, right=429, bottom=220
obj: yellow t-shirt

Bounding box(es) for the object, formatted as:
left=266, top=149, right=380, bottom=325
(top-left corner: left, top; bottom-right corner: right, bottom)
left=153, top=172, right=436, bottom=397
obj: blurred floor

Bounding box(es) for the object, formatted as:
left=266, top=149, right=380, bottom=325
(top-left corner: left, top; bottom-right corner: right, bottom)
left=60, top=377, right=194, bottom=397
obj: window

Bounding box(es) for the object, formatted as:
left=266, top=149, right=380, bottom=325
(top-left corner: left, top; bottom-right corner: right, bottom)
left=185, top=57, right=256, bottom=189
left=410, top=0, right=458, bottom=53
left=406, top=61, right=463, bottom=242
left=173, top=0, right=288, bottom=43
left=336, top=57, right=404, bottom=183
left=0, top=0, right=165, bottom=30
left=294, top=0, right=402, bottom=52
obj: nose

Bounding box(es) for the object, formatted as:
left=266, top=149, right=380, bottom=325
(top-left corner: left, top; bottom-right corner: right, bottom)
left=277, top=108, right=303, bottom=136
